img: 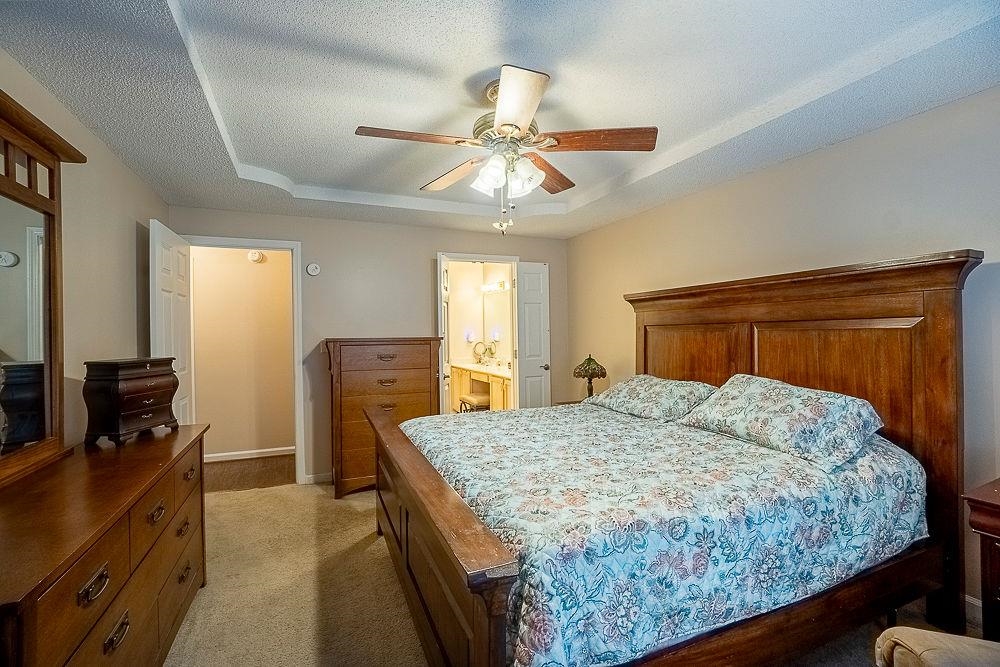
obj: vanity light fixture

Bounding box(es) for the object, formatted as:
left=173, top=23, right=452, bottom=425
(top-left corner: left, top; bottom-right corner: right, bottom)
left=480, top=281, right=508, bottom=293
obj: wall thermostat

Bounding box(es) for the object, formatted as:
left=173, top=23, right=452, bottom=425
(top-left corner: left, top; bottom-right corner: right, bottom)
left=0, top=251, right=20, bottom=268
left=306, top=263, right=321, bottom=276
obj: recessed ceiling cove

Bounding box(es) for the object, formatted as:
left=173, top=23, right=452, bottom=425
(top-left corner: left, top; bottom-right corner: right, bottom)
left=2, top=1, right=999, bottom=237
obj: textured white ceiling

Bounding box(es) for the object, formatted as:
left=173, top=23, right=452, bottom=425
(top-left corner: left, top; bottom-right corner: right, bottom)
left=1, top=1, right=998, bottom=237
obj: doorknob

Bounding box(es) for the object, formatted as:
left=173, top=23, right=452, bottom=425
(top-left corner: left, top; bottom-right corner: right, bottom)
left=540, top=364, right=550, bottom=371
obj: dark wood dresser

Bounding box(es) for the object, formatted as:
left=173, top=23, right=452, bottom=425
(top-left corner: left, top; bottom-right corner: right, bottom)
left=966, top=477, right=1000, bottom=640
left=0, top=361, right=46, bottom=453
left=325, top=337, right=440, bottom=498
left=0, top=425, right=209, bottom=665
left=83, top=358, right=180, bottom=446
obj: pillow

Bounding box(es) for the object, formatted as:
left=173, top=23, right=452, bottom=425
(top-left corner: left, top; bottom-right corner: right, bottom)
left=677, top=374, right=884, bottom=471
left=583, top=374, right=716, bottom=420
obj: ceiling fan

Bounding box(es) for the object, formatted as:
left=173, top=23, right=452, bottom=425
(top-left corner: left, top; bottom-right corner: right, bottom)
left=355, top=65, right=658, bottom=201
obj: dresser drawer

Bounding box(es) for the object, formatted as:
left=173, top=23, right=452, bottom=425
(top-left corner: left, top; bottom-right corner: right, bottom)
left=147, top=486, right=202, bottom=590
left=158, top=530, right=204, bottom=645
left=342, top=369, right=430, bottom=397
left=119, top=404, right=175, bottom=434
left=342, top=421, right=376, bottom=451
left=174, top=443, right=201, bottom=505
left=129, top=473, right=175, bottom=569
left=31, top=515, right=130, bottom=667
left=65, top=544, right=162, bottom=667
left=119, top=388, right=175, bottom=413
left=117, top=374, right=178, bottom=397
left=340, top=344, right=431, bottom=371
left=342, top=447, right=375, bottom=479
left=341, top=392, right=431, bottom=423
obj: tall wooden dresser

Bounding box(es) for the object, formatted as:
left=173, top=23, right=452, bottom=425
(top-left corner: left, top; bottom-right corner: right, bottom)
left=325, top=337, right=440, bottom=498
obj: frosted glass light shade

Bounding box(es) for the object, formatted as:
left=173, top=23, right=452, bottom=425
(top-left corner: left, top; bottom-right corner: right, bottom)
left=470, top=175, right=496, bottom=196
left=480, top=154, right=508, bottom=188
left=507, top=156, right=545, bottom=198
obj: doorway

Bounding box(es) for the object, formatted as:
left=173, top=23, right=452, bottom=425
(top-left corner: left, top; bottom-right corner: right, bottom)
left=149, top=222, right=307, bottom=487
left=436, top=252, right=552, bottom=414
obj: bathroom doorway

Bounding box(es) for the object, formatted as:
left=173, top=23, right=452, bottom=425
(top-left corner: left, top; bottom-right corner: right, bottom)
left=436, top=252, right=551, bottom=414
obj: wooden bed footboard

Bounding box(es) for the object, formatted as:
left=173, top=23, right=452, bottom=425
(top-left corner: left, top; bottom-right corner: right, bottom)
left=367, top=407, right=517, bottom=667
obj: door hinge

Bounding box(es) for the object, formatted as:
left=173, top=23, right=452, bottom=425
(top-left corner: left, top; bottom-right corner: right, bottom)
left=512, top=278, right=516, bottom=288
left=514, top=349, right=518, bottom=360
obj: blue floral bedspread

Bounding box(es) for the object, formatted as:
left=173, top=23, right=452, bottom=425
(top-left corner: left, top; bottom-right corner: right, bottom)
left=400, top=404, right=927, bottom=667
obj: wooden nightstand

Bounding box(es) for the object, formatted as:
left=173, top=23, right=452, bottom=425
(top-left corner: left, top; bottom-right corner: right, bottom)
left=965, top=477, right=1000, bottom=640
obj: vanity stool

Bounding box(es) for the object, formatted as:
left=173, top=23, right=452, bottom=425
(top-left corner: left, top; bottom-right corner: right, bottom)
left=459, top=392, right=490, bottom=413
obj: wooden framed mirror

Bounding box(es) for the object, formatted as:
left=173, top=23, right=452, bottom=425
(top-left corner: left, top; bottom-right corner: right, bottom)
left=0, top=88, right=85, bottom=487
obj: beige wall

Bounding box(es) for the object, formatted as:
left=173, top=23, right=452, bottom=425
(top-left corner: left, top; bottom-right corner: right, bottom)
left=1, top=48, right=169, bottom=442
left=168, top=206, right=570, bottom=479
left=191, top=247, right=294, bottom=456
left=447, top=261, right=486, bottom=363
left=483, top=262, right=513, bottom=363
left=567, top=84, right=1000, bottom=599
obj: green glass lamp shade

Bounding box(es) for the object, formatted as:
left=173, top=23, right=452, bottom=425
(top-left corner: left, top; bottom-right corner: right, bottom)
left=573, top=355, right=607, bottom=397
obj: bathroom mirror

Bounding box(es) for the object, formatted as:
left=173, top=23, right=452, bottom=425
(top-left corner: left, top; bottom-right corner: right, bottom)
left=0, top=88, right=86, bottom=486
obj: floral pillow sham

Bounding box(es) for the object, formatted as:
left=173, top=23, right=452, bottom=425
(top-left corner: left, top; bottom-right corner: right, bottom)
left=583, top=374, right=716, bottom=420
left=678, top=373, right=884, bottom=471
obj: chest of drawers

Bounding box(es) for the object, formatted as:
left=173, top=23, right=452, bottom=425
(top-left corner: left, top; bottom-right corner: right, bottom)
left=0, top=361, right=45, bottom=452
left=83, top=358, right=180, bottom=446
left=325, top=337, right=440, bottom=498
left=0, top=425, right=208, bottom=666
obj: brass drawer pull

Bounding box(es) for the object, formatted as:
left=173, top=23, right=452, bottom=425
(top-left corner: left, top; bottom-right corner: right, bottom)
left=140, top=413, right=153, bottom=419
left=142, top=398, right=154, bottom=405
left=377, top=378, right=397, bottom=387
left=183, top=466, right=196, bottom=481
left=77, top=562, right=111, bottom=607
left=103, top=610, right=130, bottom=655
left=147, top=500, right=166, bottom=524
left=376, top=353, right=397, bottom=362
left=177, top=520, right=191, bottom=538
left=378, top=403, right=396, bottom=411
left=178, top=561, right=193, bottom=584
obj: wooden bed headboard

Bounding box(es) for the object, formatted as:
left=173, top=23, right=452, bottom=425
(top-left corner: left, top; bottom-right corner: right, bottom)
left=625, top=249, right=982, bottom=625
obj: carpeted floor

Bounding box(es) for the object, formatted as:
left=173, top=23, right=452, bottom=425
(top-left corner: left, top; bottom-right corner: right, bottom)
left=165, top=484, right=942, bottom=666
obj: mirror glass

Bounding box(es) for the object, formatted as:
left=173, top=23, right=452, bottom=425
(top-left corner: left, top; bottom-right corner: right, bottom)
left=0, top=194, right=47, bottom=455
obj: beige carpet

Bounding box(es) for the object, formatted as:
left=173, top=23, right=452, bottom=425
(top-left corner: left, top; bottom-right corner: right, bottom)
left=165, top=484, right=945, bottom=666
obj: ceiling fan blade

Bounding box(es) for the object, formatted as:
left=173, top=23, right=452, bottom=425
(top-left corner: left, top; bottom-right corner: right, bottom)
left=493, top=65, right=550, bottom=138
left=537, top=127, right=658, bottom=152
left=355, top=126, right=482, bottom=147
left=420, top=158, right=484, bottom=191
left=524, top=153, right=574, bottom=194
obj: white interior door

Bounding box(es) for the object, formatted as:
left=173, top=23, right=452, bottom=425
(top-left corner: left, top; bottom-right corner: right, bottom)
left=515, top=262, right=551, bottom=408
left=149, top=219, right=193, bottom=424
left=436, top=253, right=451, bottom=413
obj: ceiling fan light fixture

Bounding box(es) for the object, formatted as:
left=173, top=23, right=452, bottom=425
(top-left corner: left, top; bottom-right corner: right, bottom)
left=478, top=154, right=509, bottom=189
left=470, top=174, right=496, bottom=197
left=507, top=156, right=545, bottom=198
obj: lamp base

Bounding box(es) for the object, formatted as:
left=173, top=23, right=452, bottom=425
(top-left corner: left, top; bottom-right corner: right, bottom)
left=587, top=378, right=594, bottom=397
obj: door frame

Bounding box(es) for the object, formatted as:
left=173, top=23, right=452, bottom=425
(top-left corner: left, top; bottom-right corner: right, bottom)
left=184, top=235, right=307, bottom=486
left=436, top=252, right=519, bottom=413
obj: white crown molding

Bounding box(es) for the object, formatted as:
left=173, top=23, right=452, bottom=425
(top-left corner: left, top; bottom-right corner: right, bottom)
left=167, top=0, right=1000, bottom=220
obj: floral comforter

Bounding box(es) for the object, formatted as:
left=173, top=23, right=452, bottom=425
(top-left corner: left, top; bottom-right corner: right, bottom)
left=400, top=404, right=927, bottom=667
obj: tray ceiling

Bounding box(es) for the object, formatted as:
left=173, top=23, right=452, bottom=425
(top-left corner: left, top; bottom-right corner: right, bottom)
left=0, top=1, right=998, bottom=238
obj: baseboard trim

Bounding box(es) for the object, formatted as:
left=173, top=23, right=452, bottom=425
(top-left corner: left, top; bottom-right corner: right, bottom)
left=305, top=472, right=332, bottom=484
left=203, top=446, right=295, bottom=463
